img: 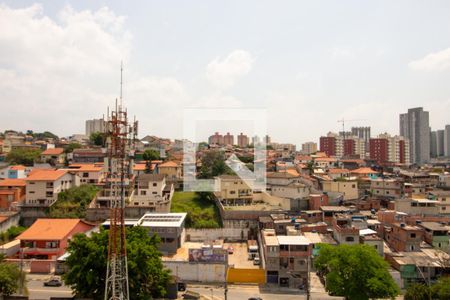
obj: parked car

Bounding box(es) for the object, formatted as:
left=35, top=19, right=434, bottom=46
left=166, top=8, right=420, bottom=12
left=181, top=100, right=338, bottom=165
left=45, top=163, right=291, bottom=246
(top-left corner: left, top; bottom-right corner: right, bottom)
left=43, top=277, right=62, bottom=287
left=177, top=282, right=187, bottom=291
left=253, top=257, right=260, bottom=265
left=227, top=246, right=234, bottom=254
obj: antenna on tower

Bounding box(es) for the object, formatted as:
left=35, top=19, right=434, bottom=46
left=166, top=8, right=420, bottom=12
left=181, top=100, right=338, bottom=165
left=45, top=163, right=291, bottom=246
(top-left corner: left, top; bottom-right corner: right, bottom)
left=120, top=61, right=123, bottom=107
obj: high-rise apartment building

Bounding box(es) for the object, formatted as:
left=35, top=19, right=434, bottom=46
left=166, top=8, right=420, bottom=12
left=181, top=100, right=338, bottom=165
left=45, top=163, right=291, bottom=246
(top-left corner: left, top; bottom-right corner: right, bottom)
left=85, top=118, right=106, bottom=137
left=430, top=131, right=438, bottom=158
left=437, top=129, right=445, bottom=157
left=399, top=107, right=430, bottom=164
left=351, top=126, right=371, bottom=144
left=320, top=132, right=365, bottom=158
left=445, top=125, right=450, bottom=157
left=208, top=132, right=224, bottom=145
left=301, top=142, right=317, bottom=154
left=237, top=133, right=249, bottom=148
left=369, top=134, right=410, bottom=164
left=223, top=132, right=234, bottom=146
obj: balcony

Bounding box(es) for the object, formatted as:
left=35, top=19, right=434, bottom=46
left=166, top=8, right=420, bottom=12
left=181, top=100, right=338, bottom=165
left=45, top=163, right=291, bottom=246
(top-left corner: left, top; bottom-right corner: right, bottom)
left=279, top=250, right=309, bottom=258
left=21, top=247, right=60, bottom=254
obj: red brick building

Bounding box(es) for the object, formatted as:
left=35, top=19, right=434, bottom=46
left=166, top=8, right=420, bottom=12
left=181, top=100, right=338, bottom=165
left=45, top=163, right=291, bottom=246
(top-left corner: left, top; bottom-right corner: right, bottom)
left=320, top=136, right=336, bottom=156
left=369, top=138, right=389, bottom=163
left=385, top=223, right=424, bottom=252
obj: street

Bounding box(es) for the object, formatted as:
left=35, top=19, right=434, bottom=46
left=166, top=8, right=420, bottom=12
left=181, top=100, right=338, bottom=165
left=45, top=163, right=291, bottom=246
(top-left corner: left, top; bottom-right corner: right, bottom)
left=22, top=275, right=72, bottom=300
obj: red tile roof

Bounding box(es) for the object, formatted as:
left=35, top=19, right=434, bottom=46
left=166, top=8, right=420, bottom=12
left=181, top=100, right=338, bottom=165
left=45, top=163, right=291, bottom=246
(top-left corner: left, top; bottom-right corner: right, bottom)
left=0, top=179, right=26, bottom=187
left=41, top=148, right=64, bottom=155
left=351, top=167, right=377, bottom=175
left=328, top=168, right=350, bottom=174
left=25, top=169, right=67, bottom=181
left=17, top=218, right=92, bottom=240
left=159, top=161, right=178, bottom=168
left=9, top=165, right=26, bottom=171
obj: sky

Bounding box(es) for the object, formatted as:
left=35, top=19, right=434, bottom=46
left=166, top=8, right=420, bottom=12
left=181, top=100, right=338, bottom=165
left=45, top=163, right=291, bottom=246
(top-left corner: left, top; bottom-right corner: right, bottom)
left=1, top=1, right=450, bottom=146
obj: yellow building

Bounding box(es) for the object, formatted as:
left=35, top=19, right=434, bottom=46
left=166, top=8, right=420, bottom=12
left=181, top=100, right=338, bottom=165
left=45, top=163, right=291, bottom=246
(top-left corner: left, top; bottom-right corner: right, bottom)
left=322, top=180, right=358, bottom=200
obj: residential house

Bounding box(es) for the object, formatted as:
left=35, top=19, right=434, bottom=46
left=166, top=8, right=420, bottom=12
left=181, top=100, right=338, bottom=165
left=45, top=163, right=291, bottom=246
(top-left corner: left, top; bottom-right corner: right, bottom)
left=130, top=174, right=174, bottom=212
left=157, top=161, right=182, bottom=186
left=40, top=148, right=65, bottom=165
left=370, top=179, right=402, bottom=198
left=16, top=218, right=94, bottom=272
left=72, top=148, right=105, bottom=163
left=418, top=222, right=450, bottom=251
left=332, top=214, right=360, bottom=245
left=65, top=163, right=104, bottom=185
left=395, top=198, right=440, bottom=215
left=0, top=179, right=26, bottom=209
left=216, top=175, right=253, bottom=205
left=261, top=229, right=312, bottom=288
left=24, top=170, right=79, bottom=207
left=386, top=223, right=424, bottom=252
left=322, top=180, right=358, bottom=201
left=7, top=165, right=27, bottom=179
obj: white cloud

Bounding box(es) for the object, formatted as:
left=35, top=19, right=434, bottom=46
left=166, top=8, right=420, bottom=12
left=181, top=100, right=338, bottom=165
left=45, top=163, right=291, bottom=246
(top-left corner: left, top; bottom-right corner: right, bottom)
left=206, top=50, right=254, bottom=89
left=0, top=4, right=192, bottom=138
left=409, top=48, right=450, bottom=71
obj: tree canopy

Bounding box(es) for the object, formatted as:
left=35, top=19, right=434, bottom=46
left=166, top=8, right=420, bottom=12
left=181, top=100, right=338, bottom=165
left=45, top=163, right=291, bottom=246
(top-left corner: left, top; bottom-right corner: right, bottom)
left=142, top=149, right=160, bottom=162
left=32, top=131, right=58, bottom=140
left=315, top=244, right=399, bottom=300
left=0, top=254, right=25, bottom=297
left=199, top=151, right=235, bottom=179
left=6, top=148, right=42, bottom=166
left=405, top=278, right=450, bottom=300
left=89, top=132, right=105, bottom=146
left=64, top=226, right=170, bottom=300
left=64, top=142, right=82, bottom=154
left=49, top=185, right=99, bottom=218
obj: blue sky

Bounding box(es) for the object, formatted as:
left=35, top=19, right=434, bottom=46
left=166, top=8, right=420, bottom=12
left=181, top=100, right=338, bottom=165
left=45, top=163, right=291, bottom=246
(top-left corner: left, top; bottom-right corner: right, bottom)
left=1, top=1, right=450, bottom=146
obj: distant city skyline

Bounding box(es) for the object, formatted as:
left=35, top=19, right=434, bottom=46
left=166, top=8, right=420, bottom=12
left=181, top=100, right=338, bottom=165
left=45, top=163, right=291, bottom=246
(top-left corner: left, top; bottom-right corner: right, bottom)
left=1, top=1, right=450, bottom=147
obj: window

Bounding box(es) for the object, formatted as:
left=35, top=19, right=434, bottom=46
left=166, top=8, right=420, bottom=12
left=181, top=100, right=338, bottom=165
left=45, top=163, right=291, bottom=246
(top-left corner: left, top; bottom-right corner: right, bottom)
left=153, top=183, right=157, bottom=187
left=345, top=236, right=355, bottom=242
left=140, top=191, right=147, bottom=196
left=352, top=184, right=356, bottom=188
left=152, top=192, right=157, bottom=195
left=230, top=191, right=236, bottom=194
left=410, top=233, right=416, bottom=238
left=82, top=172, right=89, bottom=178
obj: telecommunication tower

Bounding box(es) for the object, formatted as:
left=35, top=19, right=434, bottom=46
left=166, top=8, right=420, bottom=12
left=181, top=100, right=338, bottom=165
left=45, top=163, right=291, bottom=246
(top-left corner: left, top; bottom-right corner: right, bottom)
left=104, top=65, right=138, bottom=300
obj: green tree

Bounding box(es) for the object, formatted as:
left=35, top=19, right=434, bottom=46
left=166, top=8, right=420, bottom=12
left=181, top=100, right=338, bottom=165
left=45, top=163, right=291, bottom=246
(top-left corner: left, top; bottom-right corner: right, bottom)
left=199, top=151, right=235, bottom=179
left=49, top=185, right=99, bottom=218
left=405, top=283, right=431, bottom=300
left=64, top=142, right=82, bottom=154
left=64, top=226, right=170, bottom=300
left=0, top=254, right=25, bottom=297
left=431, top=277, right=450, bottom=300
left=33, top=131, right=58, bottom=140
left=89, top=132, right=105, bottom=146
left=6, top=148, right=42, bottom=166
left=315, top=244, right=399, bottom=300
left=0, top=226, right=27, bottom=244
left=142, top=149, right=160, bottom=162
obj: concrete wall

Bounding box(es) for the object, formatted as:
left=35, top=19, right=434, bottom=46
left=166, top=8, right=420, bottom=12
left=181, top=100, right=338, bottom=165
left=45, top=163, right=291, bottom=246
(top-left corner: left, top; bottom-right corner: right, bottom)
left=163, top=261, right=226, bottom=283
left=186, top=228, right=249, bottom=242
left=0, top=212, right=20, bottom=232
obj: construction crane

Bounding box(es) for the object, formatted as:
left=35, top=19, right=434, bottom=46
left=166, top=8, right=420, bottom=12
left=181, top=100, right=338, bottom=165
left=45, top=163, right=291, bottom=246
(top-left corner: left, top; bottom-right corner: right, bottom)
left=337, top=118, right=365, bottom=140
